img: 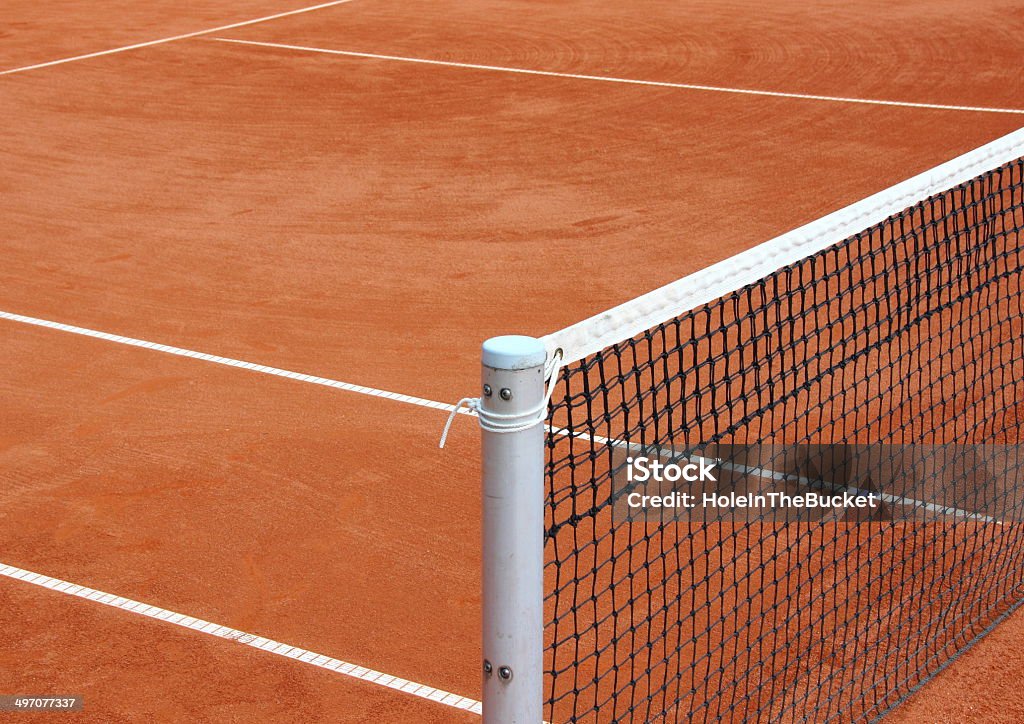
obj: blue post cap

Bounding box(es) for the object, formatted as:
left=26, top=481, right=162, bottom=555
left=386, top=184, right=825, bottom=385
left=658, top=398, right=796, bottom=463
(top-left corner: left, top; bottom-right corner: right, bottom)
left=482, top=335, right=547, bottom=370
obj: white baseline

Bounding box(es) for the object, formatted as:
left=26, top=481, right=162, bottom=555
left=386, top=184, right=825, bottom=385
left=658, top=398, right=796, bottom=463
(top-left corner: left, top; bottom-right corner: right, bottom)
left=210, top=37, right=1024, bottom=115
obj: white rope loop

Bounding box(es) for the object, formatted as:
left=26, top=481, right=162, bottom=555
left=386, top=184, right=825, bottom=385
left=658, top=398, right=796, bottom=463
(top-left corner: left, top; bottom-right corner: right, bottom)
left=438, top=350, right=562, bottom=448
left=438, top=397, right=480, bottom=449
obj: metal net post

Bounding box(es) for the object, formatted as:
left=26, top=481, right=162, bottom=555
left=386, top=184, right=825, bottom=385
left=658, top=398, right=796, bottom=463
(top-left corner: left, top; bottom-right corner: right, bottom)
left=480, top=335, right=546, bottom=723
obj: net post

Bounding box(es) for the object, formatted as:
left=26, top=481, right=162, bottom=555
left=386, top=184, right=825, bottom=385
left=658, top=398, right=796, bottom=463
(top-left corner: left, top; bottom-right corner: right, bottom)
left=480, top=335, right=546, bottom=724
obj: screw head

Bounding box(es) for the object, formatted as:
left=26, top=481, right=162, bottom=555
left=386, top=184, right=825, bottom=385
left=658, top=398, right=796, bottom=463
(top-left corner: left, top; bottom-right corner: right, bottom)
left=483, top=384, right=492, bottom=397
left=499, top=388, right=513, bottom=401
left=483, top=660, right=493, bottom=676
left=498, top=665, right=513, bottom=681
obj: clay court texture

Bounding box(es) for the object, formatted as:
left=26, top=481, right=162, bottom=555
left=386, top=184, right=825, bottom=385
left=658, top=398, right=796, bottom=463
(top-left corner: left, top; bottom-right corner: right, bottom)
left=2, top=0, right=1024, bottom=721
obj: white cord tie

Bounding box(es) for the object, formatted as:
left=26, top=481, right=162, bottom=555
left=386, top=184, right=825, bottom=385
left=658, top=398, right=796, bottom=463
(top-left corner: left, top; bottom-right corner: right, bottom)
left=438, top=351, right=562, bottom=449
left=438, top=397, right=481, bottom=449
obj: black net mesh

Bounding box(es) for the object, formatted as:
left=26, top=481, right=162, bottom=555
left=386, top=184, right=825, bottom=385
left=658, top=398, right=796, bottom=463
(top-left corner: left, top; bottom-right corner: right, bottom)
left=544, top=158, right=1024, bottom=722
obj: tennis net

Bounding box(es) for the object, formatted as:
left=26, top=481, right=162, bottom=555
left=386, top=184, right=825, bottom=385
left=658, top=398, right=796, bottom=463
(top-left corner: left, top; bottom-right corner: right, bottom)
left=538, top=127, right=1024, bottom=722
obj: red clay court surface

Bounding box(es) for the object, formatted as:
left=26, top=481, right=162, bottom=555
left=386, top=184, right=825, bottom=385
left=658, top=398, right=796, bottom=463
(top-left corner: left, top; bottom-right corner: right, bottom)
left=2, top=1, right=1023, bottom=721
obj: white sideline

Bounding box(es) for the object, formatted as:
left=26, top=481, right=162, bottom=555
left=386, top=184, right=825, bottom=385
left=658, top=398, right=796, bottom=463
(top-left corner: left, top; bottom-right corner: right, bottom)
left=209, top=37, right=1024, bottom=116
left=541, top=125, right=1024, bottom=363
left=0, top=0, right=358, bottom=76
left=0, top=563, right=482, bottom=714
left=0, top=309, right=473, bottom=417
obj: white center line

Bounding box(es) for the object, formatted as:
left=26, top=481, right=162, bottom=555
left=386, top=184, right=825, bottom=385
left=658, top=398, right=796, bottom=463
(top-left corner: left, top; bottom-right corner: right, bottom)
left=0, top=0, right=358, bottom=77
left=210, top=37, right=1024, bottom=115
left=0, top=563, right=482, bottom=715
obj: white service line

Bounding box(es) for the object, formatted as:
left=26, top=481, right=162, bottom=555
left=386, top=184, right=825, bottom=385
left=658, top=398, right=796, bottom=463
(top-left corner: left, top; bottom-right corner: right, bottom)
left=0, top=309, right=472, bottom=417
left=210, top=37, right=1024, bottom=115
left=0, top=0, right=358, bottom=77
left=0, top=562, right=482, bottom=715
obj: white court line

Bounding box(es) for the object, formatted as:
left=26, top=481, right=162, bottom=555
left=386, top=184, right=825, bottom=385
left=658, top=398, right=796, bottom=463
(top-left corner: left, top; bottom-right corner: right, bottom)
left=1, top=308, right=999, bottom=527
left=0, top=308, right=1001, bottom=526
left=210, top=37, right=1024, bottom=115
left=0, top=562, right=482, bottom=715
left=0, top=0, right=358, bottom=77
left=0, top=309, right=473, bottom=417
